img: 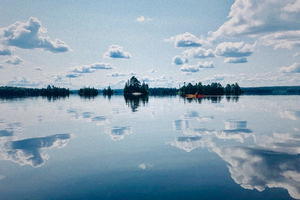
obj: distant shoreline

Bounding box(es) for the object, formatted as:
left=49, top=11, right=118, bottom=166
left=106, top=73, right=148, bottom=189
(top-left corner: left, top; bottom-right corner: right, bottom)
left=241, top=86, right=300, bottom=95
left=1, top=85, right=300, bottom=98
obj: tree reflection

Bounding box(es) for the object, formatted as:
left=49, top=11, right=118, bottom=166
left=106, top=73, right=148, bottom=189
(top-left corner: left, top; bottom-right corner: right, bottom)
left=124, top=95, right=149, bottom=112
left=183, top=96, right=239, bottom=104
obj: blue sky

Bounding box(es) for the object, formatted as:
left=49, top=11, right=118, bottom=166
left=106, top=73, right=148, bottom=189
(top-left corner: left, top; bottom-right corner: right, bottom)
left=0, top=0, right=300, bottom=89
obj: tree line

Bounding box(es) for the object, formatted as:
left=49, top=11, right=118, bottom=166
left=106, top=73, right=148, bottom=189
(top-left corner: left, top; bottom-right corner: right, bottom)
left=178, top=82, right=242, bottom=96
left=0, top=85, right=70, bottom=98
left=78, top=87, right=98, bottom=96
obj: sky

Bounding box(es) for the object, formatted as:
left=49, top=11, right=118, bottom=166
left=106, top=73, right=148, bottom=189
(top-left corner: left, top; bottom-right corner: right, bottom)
left=0, top=0, right=300, bottom=89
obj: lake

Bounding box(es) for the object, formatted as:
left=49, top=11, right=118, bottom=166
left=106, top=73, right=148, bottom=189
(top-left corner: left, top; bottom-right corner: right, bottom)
left=0, top=95, right=299, bottom=200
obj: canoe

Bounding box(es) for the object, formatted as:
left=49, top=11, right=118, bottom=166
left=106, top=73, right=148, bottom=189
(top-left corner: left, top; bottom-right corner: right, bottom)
left=185, top=94, right=204, bottom=98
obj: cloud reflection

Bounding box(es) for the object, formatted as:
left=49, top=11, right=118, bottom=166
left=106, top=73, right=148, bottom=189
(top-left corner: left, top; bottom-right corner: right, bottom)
left=105, top=126, right=132, bottom=141
left=214, top=146, right=300, bottom=200
left=1, top=134, right=71, bottom=167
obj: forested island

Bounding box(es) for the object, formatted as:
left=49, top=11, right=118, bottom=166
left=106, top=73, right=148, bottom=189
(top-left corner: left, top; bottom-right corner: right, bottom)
left=78, top=87, right=98, bottom=97
left=123, top=76, right=149, bottom=96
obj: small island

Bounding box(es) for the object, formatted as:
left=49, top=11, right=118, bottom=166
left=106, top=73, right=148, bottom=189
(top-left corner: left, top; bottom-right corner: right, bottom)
left=78, top=87, right=98, bottom=97
left=123, top=76, right=149, bottom=97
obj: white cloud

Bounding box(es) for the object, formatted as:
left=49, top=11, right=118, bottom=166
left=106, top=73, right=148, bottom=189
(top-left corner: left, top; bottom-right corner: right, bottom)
left=209, top=0, right=300, bottom=50
left=260, top=30, right=300, bottom=49
left=294, top=52, right=300, bottom=57
left=0, top=17, right=71, bottom=53
left=66, top=74, right=81, bottom=78
left=165, top=32, right=202, bottom=48
left=0, top=46, right=11, bottom=56
left=7, top=77, right=41, bottom=87
left=136, top=16, right=152, bottom=22
left=106, top=72, right=126, bottom=77
left=172, top=55, right=188, bottom=65
left=5, top=56, right=23, bottom=65
left=35, top=67, right=42, bottom=71
left=72, top=66, right=95, bottom=74
left=70, top=62, right=112, bottom=74
left=179, top=61, right=214, bottom=73
left=183, top=47, right=215, bottom=59
left=280, top=63, right=300, bottom=73
left=215, top=42, right=254, bottom=57
left=90, top=62, right=112, bottom=70
left=149, top=69, right=157, bottom=73
left=197, top=61, right=214, bottom=68
left=282, top=0, right=300, bottom=13
left=180, top=64, right=199, bottom=73
left=224, top=57, right=247, bottom=63
left=103, top=45, right=132, bottom=59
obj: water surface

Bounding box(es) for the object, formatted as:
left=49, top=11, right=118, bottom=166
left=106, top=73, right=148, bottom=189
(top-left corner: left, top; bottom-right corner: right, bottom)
left=0, top=95, right=299, bottom=199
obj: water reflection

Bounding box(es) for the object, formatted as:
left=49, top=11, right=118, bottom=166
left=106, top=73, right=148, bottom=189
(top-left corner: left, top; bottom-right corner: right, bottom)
left=279, top=109, right=300, bottom=121
left=105, top=126, right=132, bottom=141
left=214, top=146, right=300, bottom=199
left=67, top=109, right=110, bottom=125
left=169, top=110, right=300, bottom=199
left=169, top=136, right=203, bottom=152
left=124, top=95, right=148, bottom=112
left=184, top=95, right=239, bottom=104
left=1, top=133, right=71, bottom=167
left=0, top=130, right=13, bottom=137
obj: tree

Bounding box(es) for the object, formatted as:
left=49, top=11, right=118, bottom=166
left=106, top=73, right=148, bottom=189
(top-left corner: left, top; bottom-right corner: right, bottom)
left=124, top=76, right=148, bottom=96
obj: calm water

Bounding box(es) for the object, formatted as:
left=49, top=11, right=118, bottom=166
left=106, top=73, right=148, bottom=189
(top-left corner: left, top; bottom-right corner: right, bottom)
left=0, top=95, right=299, bottom=200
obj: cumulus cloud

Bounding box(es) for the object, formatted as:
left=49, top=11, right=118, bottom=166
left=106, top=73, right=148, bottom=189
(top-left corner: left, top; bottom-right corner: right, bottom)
left=136, top=16, right=152, bottom=22
left=70, top=62, right=112, bottom=75
left=0, top=46, right=11, bottom=56
left=215, top=42, right=254, bottom=57
left=172, top=55, right=188, bottom=65
left=106, top=72, right=126, bottom=77
left=224, top=57, right=248, bottom=63
left=66, top=74, right=81, bottom=78
left=197, top=61, right=215, bottom=68
left=180, top=61, right=214, bottom=73
left=7, top=77, right=41, bottom=87
left=72, top=66, right=95, bottom=74
left=5, top=56, right=23, bottom=65
left=103, top=45, right=132, bottom=59
left=183, top=47, right=215, bottom=59
left=165, top=32, right=202, bottom=48
left=260, top=30, right=300, bottom=49
left=280, top=63, right=300, bottom=73
left=180, top=64, right=199, bottom=73
left=0, top=17, right=71, bottom=53
left=209, top=0, right=300, bottom=50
